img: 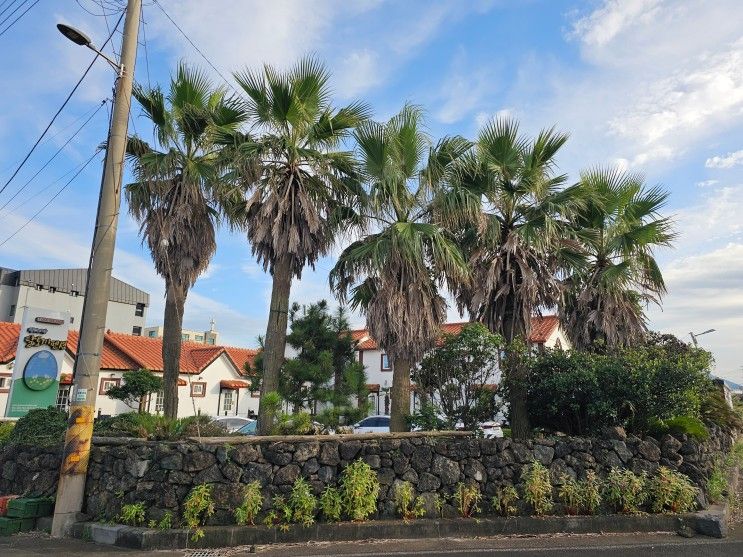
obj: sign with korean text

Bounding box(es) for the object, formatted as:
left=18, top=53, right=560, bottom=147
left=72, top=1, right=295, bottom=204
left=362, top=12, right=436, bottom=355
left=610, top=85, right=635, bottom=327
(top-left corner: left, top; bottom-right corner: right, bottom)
left=5, top=307, right=70, bottom=417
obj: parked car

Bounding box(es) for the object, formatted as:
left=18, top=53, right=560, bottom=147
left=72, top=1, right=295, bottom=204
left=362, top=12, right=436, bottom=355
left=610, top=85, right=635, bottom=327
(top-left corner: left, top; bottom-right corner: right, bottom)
left=353, top=415, right=390, bottom=434
left=478, top=421, right=504, bottom=438
left=236, top=419, right=257, bottom=435
left=213, top=416, right=253, bottom=433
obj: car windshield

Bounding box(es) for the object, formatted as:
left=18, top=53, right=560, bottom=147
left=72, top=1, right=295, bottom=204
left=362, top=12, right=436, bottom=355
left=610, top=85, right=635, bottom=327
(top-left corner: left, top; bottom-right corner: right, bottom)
left=238, top=421, right=257, bottom=434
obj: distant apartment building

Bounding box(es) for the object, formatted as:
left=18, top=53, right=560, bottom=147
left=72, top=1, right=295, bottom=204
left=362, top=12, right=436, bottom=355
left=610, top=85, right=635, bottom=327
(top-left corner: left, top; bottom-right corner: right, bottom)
left=143, top=319, right=219, bottom=345
left=0, top=267, right=149, bottom=335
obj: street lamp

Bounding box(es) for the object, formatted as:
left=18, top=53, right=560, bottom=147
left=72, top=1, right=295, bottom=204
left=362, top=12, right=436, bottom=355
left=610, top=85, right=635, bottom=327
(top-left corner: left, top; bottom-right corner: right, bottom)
left=690, top=328, right=716, bottom=347
left=56, top=23, right=122, bottom=74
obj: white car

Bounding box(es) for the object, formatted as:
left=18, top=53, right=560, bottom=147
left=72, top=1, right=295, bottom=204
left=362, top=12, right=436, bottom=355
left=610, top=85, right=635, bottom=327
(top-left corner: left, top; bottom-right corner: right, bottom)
left=353, top=415, right=391, bottom=434
left=213, top=416, right=253, bottom=433
left=479, top=421, right=504, bottom=438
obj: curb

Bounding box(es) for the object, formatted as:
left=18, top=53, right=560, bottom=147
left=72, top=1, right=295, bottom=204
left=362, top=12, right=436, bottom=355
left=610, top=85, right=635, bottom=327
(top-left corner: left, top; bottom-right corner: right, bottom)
left=70, top=507, right=728, bottom=550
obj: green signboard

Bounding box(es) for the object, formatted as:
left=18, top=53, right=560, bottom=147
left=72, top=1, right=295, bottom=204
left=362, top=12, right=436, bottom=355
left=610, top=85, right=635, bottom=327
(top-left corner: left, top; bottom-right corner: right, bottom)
left=5, top=308, right=70, bottom=418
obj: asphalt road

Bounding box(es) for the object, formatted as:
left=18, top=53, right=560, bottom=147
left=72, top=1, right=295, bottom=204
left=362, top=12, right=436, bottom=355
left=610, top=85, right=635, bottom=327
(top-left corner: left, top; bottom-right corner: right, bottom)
left=3, top=529, right=743, bottom=557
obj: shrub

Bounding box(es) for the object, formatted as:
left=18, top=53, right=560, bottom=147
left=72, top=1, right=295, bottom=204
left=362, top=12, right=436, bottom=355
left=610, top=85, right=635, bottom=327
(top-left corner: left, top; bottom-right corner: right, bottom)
left=581, top=471, right=602, bottom=515
left=700, top=387, right=743, bottom=431
left=649, top=416, right=708, bottom=440
left=522, top=461, right=553, bottom=516
left=183, top=484, right=215, bottom=541
left=604, top=468, right=646, bottom=514
left=394, top=481, right=425, bottom=521
left=491, top=485, right=519, bottom=516
left=9, top=407, right=67, bottom=446
left=119, top=502, right=146, bottom=526
left=706, top=459, right=726, bottom=504
left=648, top=467, right=698, bottom=513
left=0, top=421, right=14, bottom=446
left=234, top=481, right=263, bottom=525
left=289, top=477, right=317, bottom=526
left=525, top=336, right=713, bottom=436
left=105, top=368, right=162, bottom=413
left=94, top=412, right=227, bottom=440
left=272, top=411, right=313, bottom=435
left=157, top=511, right=173, bottom=530
left=453, top=483, right=481, bottom=518
left=319, top=487, right=342, bottom=522
left=558, top=477, right=582, bottom=515
left=340, top=460, right=380, bottom=521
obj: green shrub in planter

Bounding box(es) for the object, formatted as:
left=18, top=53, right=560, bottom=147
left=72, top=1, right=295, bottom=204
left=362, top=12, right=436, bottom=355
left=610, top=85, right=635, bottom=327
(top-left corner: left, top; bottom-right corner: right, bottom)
left=648, top=467, right=698, bottom=513
left=604, top=468, right=646, bottom=514
left=522, top=460, right=553, bottom=516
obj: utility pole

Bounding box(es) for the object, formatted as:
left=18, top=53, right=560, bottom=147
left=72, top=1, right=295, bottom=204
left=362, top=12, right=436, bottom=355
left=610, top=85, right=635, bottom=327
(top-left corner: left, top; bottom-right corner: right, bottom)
left=51, top=0, right=141, bottom=537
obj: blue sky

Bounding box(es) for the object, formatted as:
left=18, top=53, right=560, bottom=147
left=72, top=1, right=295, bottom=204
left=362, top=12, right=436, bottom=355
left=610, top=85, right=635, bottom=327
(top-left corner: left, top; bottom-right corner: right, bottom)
left=1, top=0, right=742, bottom=382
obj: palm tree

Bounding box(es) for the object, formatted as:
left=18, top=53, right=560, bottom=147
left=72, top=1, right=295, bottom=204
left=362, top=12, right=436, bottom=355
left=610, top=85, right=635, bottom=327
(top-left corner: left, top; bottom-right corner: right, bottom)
left=231, top=58, right=370, bottom=435
left=560, top=167, right=674, bottom=350
left=451, top=118, right=579, bottom=439
left=330, top=105, right=470, bottom=432
left=125, top=64, right=246, bottom=419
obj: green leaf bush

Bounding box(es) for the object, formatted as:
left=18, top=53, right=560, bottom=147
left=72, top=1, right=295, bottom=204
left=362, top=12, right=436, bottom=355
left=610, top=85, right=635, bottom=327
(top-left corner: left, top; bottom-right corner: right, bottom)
left=522, top=460, right=553, bottom=516
left=603, top=468, right=646, bottom=514
left=9, top=406, right=67, bottom=446
left=340, top=460, right=380, bottom=521
left=647, top=467, right=698, bottom=513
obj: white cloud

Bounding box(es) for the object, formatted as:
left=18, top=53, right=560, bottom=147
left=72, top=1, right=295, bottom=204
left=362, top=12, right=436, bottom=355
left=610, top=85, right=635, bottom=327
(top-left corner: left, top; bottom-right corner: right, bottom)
left=705, top=149, right=743, bottom=169
left=695, top=179, right=718, bottom=188
left=334, top=49, right=383, bottom=98
left=475, top=108, right=513, bottom=129
left=435, top=50, right=494, bottom=124
left=570, top=0, right=662, bottom=47
left=674, top=185, right=743, bottom=248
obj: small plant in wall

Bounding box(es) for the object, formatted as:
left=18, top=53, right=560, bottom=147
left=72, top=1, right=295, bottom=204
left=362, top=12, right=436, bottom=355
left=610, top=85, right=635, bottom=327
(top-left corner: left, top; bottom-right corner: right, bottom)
left=340, top=460, right=380, bottom=521
left=183, top=484, right=215, bottom=542
left=157, top=511, right=173, bottom=530
left=394, top=481, right=425, bottom=522
left=119, top=502, right=146, bottom=526
left=522, top=460, right=553, bottom=516
left=491, top=485, right=519, bottom=517
left=604, top=468, right=646, bottom=514
left=558, top=477, right=582, bottom=515
left=648, top=467, right=698, bottom=514
left=234, top=481, right=263, bottom=526
left=454, top=483, right=482, bottom=518
left=289, top=477, right=318, bottom=527
left=580, top=471, right=602, bottom=515
left=319, top=486, right=343, bottom=522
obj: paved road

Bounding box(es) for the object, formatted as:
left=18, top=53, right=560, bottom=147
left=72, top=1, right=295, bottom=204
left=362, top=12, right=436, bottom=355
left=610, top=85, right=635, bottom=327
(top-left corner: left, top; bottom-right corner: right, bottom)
left=2, top=529, right=743, bottom=556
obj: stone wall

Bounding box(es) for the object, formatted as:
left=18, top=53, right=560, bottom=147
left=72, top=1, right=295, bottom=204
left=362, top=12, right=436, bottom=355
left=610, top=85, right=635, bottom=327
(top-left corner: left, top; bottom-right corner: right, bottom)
left=0, top=426, right=737, bottom=524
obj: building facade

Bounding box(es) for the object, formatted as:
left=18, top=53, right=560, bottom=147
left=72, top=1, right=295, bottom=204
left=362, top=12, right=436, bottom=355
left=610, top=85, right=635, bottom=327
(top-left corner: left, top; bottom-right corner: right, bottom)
left=143, top=319, right=219, bottom=345
left=0, top=267, right=149, bottom=335
left=351, top=316, right=570, bottom=416
left=0, top=322, right=258, bottom=419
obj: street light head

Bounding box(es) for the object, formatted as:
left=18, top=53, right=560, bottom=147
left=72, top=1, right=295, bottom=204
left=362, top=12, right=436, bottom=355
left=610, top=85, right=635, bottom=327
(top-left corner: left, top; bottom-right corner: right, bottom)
left=57, top=23, right=92, bottom=47
left=702, top=328, right=716, bottom=335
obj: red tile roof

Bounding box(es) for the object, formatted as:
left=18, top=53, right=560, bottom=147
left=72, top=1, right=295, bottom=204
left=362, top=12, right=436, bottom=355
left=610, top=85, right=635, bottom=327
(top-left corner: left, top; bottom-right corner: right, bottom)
left=0, top=322, right=259, bottom=376
left=220, top=379, right=251, bottom=390
left=353, top=315, right=560, bottom=350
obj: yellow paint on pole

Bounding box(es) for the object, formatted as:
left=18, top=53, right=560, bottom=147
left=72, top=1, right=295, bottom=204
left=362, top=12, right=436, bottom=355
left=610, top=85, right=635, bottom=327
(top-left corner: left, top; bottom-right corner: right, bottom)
left=60, top=404, right=94, bottom=475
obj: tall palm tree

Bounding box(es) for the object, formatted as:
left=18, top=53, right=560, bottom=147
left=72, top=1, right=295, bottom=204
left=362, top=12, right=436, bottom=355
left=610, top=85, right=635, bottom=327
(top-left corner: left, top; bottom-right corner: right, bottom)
left=125, top=64, right=246, bottom=419
left=451, top=118, right=579, bottom=439
left=561, top=167, right=674, bottom=350
left=231, top=58, right=370, bottom=435
left=330, top=105, right=470, bottom=432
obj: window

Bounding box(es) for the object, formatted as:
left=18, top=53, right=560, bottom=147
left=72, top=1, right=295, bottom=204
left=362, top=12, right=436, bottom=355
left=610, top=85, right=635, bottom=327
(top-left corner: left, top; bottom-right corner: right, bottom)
left=250, top=390, right=260, bottom=398
left=135, top=303, right=145, bottom=317
left=49, top=286, right=56, bottom=294
left=190, top=382, right=206, bottom=397
left=9, top=305, right=15, bottom=317
left=154, top=391, right=164, bottom=413
left=70, top=316, right=74, bottom=324
left=148, top=330, right=157, bottom=337
left=222, top=390, right=234, bottom=413
left=70, top=290, right=79, bottom=297
left=99, top=377, right=121, bottom=395
left=132, top=326, right=142, bottom=336
left=0, top=377, right=6, bottom=389
left=206, top=338, right=215, bottom=345
left=381, top=354, right=391, bottom=371
left=195, top=335, right=203, bottom=342
left=35, top=283, right=43, bottom=291
left=56, top=385, right=71, bottom=412
left=182, top=333, right=190, bottom=341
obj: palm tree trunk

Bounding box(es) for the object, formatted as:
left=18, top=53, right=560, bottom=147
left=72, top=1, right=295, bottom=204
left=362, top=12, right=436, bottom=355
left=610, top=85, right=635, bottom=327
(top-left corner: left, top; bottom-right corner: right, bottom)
left=162, top=281, right=186, bottom=420
left=390, top=357, right=411, bottom=432
left=257, top=255, right=292, bottom=435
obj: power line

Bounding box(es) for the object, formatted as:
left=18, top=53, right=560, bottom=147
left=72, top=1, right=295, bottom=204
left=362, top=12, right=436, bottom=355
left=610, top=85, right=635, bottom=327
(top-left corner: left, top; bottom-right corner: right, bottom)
left=0, top=10, right=124, bottom=198
left=151, top=0, right=236, bottom=94
left=0, top=0, right=26, bottom=27
left=0, top=0, right=22, bottom=20
left=0, top=99, right=109, bottom=212
left=0, top=149, right=103, bottom=248
left=140, top=3, right=151, bottom=89
left=0, top=0, right=38, bottom=37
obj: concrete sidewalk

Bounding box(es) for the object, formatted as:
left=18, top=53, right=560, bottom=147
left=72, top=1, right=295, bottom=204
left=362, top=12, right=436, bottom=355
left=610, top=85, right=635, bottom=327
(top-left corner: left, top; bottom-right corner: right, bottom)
left=2, top=528, right=743, bottom=557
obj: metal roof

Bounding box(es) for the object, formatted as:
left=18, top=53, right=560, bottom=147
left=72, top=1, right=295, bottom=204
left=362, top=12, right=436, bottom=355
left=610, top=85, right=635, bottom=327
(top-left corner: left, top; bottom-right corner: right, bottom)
left=1, top=267, right=149, bottom=306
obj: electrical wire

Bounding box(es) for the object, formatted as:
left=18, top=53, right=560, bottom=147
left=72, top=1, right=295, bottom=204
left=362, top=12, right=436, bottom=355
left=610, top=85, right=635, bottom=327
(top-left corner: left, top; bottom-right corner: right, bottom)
left=0, top=149, right=103, bottom=248
left=0, top=0, right=37, bottom=37
left=0, top=0, right=26, bottom=27
left=0, top=99, right=109, bottom=212
left=0, top=10, right=124, bottom=198
left=151, top=0, right=236, bottom=94
left=0, top=0, right=22, bottom=20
